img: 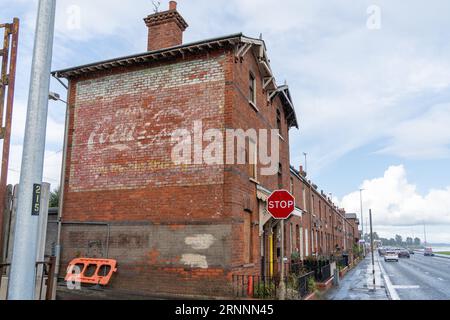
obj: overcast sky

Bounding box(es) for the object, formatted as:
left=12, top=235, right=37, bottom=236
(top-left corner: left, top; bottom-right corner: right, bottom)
left=1, top=0, right=450, bottom=243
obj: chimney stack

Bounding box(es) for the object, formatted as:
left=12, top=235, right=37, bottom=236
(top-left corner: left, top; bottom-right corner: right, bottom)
left=144, top=1, right=189, bottom=51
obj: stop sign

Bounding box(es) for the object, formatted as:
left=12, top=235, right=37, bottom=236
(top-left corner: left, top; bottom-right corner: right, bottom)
left=267, top=190, right=296, bottom=220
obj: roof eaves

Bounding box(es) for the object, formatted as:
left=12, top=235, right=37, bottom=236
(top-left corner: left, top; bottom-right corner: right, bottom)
left=52, top=33, right=244, bottom=79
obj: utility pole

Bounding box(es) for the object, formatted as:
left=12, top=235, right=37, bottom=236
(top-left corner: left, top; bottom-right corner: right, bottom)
left=303, top=153, right=308, bottom=175
left=8, top=0, right=56, bottom=300
left=359, top=189, right=365, bottom=257
left=423, top=221, right=427, bottom=246
left=369, top=209, right=376, bottom=291
left=0, top=18, right=19, bottom=263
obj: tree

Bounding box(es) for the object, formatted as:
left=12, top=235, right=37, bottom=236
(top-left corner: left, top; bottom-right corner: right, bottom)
left=406, top=237, right=413, bottom=246
left=49, top=187, right=60, bottom=208
left=414, top=237, right=421, bottom=247
left=395, top=235, right=403, bottom=246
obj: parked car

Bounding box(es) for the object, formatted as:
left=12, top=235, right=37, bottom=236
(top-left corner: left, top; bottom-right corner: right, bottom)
left=408, top=249, right=415, bottom=254
left=398, top=250, right=410, bottom=258
left=424, top=247, right=434, bottom=257
left=384, top=251, right=399, bottom=262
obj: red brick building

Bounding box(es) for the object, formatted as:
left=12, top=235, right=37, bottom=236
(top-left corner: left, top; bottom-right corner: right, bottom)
left=53, top=2, right=358, bottom=298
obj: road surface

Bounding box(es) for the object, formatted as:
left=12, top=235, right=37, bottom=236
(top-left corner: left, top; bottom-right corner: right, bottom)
left=380, top=253, right=450, bottom=300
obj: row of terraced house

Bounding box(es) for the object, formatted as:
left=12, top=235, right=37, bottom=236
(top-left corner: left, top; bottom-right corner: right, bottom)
left=47, top=2, right=361, bottom=299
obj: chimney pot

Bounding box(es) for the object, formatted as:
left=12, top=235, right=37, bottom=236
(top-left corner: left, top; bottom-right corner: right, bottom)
left=169, top=1, right=177, bottom=10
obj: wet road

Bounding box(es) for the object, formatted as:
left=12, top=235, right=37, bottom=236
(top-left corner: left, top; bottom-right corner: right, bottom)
left=380, top=253, right=450, bottom=300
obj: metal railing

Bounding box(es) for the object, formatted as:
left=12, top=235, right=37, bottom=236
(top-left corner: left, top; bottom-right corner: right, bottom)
left=233, top=270, right=318, bottom=300
left=232, top=275, right=279, bottom=299
left=298, top=271, right=315, bottom=298
left=0, top=256, right=56, bottom=300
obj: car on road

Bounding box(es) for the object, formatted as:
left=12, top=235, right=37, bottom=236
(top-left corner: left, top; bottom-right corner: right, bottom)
left=408, top=249, right=415, bottom=255
left=398, top=249, right=411, bottom=258
left=424, top=247, right=434, bottom=257
left=384, top=251, right=399, bottom=262
left=378, top=247, right=387, bottom=256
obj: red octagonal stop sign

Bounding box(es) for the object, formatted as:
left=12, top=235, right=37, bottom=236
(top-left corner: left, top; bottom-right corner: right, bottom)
left=267, top=190, right=296, bottom=220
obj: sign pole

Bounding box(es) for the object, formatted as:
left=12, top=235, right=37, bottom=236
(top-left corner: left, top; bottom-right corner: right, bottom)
left=266, top=190, right=295, bottom=301
left=370, top=209, right=376, bottom=291
left=8, top=0, right=56, bottom=300
left=279, top=220, right=285, bottom=300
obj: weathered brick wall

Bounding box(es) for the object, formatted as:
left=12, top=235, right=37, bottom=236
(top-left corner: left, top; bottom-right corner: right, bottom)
left=70, top=55, right=226, bottom=192
left=61, top=50, right=237, bottom=297
left=60, top=223, right=233, bottom=296
left=225, top=49, right=293, bottom=276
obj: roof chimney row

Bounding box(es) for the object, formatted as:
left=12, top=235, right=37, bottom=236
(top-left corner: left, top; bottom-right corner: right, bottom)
left=144, top=1, right=189, bottom=51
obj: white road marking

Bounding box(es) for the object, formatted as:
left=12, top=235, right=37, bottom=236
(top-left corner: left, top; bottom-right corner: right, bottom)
left=378, top=258, right=400, bottom=300
left=392, top=285, right=420, bottom=289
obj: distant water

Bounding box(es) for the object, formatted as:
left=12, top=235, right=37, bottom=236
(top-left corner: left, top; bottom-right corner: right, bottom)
left=431, top=246, right=450, bottom=252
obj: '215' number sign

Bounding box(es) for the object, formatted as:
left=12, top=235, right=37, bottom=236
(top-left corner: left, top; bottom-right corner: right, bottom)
left=31, top=184, right=42, bottom=216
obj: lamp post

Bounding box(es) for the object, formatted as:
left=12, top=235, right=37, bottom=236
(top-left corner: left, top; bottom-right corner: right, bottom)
left=359, top=189, right=365, bottom=257
left=303, top=152, right=308, bottom=175
left=8, top=0, right=56, bottom=300
left=48, top=90, right=68, bottom=300
left=369, top=209, right=376, bottom=291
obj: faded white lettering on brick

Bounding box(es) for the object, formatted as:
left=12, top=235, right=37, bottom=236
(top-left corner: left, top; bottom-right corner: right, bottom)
left=185, top=234, right=216, bottom=250
left=181, top=254, right=208, bottom=269
left=70, top=55, right=226, bottom=192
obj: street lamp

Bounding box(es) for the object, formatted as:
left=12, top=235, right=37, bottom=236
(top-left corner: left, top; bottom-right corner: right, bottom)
left=48, top=90, right=68, bottom=300
left=303, top=152, right=308, bottom=175
left=49, top=91, right=67, bottom=104
left=359, top=189, right=365, bottom=257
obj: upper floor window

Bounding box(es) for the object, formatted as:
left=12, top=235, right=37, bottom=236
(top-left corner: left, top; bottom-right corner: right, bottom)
left=249, top=72, right=256, bottom=105
left=277, top=109, right=282, bottom=133
left=248, top=139, right=258, bottom=181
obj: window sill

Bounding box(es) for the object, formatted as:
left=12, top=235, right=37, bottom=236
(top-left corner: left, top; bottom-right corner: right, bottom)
left=243, top=264, right=255, bottom=269
left=249, top=100, right=259, bottom=112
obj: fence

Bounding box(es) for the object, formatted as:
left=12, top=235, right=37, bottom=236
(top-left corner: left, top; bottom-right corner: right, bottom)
left=0, top=256, right=56, bottom=300
left=298, top=271, right=315, bottom=298
left=233, top=270, right=317, bottom=300
left=232, top=275, right=279, bottom=299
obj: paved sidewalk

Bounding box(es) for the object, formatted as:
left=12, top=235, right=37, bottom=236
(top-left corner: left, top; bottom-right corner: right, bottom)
left=326, top=255, right=389, bottom=300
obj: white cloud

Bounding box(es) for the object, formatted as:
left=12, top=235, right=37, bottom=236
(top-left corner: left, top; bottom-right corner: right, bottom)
left=378, top=103, right=450, bottom=159
left=340, top=165, right=450, bottom=229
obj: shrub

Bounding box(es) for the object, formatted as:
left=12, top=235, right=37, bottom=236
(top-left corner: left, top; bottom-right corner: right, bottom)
left=307, top=277, right=317, bottom=294
left=254, top=282, right=276, bottom=299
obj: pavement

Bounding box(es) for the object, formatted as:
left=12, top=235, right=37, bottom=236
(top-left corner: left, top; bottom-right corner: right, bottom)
left=326, top=255, right=389, bottom=300
left=380, top=252, right=450, bottom=300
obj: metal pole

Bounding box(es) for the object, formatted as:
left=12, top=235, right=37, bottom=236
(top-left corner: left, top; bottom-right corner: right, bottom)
left=35, top=183, right=50, bottom=300
left=423, top=221, right=427, bottom=246
left=8, top=0, right=56, bottom=300
left=279, top=220, right=286, bottom=300
left=52, top=91, right=69, bottom=300
left=369, top=209, right=375, bottom=290
left=359, top=189, right=364, bottom=257
left=303, top=153, right=308, bottom=175
left=0, top=18, right=19, bottom=263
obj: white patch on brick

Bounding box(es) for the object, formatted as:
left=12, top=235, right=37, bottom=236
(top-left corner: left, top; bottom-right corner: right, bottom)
left=185, top=234, right=216, bottom=250
left=181, top=254, right=208, bottom=269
